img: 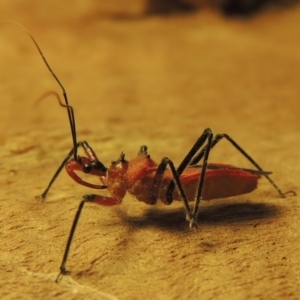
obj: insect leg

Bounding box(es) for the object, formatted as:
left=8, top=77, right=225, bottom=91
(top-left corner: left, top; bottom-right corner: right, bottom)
left=55, top=194, right=94, bottom=283
left=55, top=193, right=119, bottom=283
left=39, top=141, right=107, bottom=200
left=150, top=157, right=193, bottom=222
left=189, top=133, right=296, bottom=198
left=38, top=144, right=81, bottom=200
left=164, top=128, right=214, bottom=227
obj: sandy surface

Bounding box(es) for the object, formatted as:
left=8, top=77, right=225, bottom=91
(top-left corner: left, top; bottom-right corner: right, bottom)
left=0, top=2, right=299, bottom=300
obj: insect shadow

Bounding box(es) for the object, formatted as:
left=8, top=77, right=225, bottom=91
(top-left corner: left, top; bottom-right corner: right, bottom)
left=115, top=200, right=280, bottom=232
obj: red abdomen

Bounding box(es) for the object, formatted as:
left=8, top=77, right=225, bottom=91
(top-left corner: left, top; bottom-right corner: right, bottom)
left=198, top=168, right=259, bottom=200
left=161, top=165, right=260, bottom=202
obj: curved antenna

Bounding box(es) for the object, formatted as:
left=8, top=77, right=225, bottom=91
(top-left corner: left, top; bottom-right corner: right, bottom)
left=3, top=22, right=78, bottom=159
left=35, top=91, right=75, bottom=115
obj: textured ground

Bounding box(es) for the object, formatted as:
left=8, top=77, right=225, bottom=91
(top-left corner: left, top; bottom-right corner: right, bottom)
left=0, top=2, right=299, bottom=300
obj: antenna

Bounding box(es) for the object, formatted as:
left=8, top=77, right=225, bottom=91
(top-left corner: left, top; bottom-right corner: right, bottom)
left=3, top=22, right=79, bottom=159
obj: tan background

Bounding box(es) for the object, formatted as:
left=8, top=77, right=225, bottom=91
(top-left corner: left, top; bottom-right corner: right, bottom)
left=0, top=1, right=299, bottom=299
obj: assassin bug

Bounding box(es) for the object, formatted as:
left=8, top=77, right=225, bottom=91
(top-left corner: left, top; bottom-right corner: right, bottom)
left=7, top=23, right=296, bottom=283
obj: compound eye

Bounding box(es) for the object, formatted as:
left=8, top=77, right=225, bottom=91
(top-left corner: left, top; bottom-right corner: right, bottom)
left=83, top=163, right=92, bottom=173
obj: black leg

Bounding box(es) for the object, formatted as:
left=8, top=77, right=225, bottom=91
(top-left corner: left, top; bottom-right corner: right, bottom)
left=149, top=157, right=194, bottom=222
left=150, top=128, right=214, bottom=227
left=38, top=141, right=107, bottom=201
left=164, top=129, right=213, bottom=225
left=38, top=146, right=76, bottom=201
left=166, top=128, right=213, bottom=201
left=189, top=133, right=296, bottom=198
left=190, top=130, right=213, bottom=228
left=165, top=128, right=295, bottom=227
left=55, top=194, right=96, bottom=283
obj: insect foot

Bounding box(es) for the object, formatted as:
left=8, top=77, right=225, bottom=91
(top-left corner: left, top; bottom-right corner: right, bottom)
left=186, top=214, right=198, bottom=229
left=189, top=219, right=199, bottom=229
left=55, top=266, right=71, bottom=283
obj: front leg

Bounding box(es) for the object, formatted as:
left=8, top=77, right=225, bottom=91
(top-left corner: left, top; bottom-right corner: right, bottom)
left=56, top=194, right=121, bottom=283
left=38, top=146, right=78, bottom=200
left=39, top=141, right=107, bottom=200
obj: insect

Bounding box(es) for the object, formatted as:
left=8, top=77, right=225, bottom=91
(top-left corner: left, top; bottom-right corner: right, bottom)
left=6, top=23, right=296, bottom=283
